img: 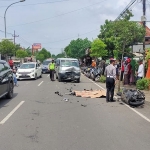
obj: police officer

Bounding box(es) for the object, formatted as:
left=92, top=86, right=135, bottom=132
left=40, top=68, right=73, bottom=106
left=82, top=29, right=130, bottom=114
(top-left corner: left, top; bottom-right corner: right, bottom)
left=48, top=59, right=55, bottom=81
left=104, top=58, right=117, bottom=102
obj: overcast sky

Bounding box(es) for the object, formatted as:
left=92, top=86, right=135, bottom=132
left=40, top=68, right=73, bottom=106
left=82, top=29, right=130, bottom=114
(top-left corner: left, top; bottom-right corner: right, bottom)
left=0, top=0, right=150, bottom=55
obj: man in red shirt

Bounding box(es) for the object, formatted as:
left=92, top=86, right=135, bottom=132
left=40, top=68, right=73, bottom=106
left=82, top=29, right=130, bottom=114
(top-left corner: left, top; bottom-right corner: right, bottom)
left=8, top=57, right=14, bottom=69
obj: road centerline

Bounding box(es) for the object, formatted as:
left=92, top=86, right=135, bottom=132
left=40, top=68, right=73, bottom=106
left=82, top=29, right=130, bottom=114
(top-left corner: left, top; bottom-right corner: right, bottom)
left=38, top=81, right=43, bottom=86
left=0, top=101, right=25, bottom=125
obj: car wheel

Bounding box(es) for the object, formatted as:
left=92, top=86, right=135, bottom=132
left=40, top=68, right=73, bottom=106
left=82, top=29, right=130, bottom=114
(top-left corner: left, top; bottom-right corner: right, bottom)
left=6, top=82, right=13, bottom=99
left=58, top=75, right=62, bottom=82
left=76, top=78, right=80, bottom=83
left=56, top=74, right=58, bottom=79
left=40, top=73, right=42, bottom=78
left=34, top=74, right=37, bottom=80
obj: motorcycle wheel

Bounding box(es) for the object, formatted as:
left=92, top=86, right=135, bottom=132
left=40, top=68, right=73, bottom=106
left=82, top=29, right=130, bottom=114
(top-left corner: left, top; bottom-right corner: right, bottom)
left=95, top=76, right=100, bottom=82
left=129, top=99, right=145, bottom=107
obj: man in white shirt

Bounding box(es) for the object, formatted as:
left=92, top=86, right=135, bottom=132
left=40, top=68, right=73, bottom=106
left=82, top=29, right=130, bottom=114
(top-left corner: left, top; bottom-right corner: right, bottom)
left=137, top=60, right=144, bottom=80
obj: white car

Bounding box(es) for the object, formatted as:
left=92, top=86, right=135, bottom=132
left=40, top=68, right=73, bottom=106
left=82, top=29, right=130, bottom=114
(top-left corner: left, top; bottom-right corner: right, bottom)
left=16, top=62, right=42, bottom=80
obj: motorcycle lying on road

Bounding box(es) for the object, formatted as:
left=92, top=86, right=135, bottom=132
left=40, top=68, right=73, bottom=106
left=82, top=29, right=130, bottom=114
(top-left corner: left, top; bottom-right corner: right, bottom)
left=121, top=89, right=145, bottom=107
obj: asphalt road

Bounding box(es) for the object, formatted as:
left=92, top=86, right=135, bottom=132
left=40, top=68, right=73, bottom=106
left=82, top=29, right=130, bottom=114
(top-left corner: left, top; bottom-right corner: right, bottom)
left=0, top=74, right=150, bottom=150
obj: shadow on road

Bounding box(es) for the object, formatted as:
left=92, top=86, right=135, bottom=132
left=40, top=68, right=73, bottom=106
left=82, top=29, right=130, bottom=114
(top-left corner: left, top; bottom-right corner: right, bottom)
left=0, top=93, right=18, bottom=109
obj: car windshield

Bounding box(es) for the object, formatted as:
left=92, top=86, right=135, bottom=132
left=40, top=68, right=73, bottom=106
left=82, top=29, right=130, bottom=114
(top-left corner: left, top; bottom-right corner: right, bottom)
left=42, top=61, right=51, bottom=65
left=60, top=60, right=79, bottom=67
left=20, top=64, right=35, bottom=69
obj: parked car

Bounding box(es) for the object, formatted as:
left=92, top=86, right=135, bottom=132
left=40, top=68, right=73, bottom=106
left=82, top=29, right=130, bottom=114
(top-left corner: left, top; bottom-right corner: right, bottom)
left=16, top=62, right=42, bottom=80
left=55, top=58, right=81, bottom=82
left=41, top=59, right=53, bottom=74
left=0, top=60, right=14, bottom=99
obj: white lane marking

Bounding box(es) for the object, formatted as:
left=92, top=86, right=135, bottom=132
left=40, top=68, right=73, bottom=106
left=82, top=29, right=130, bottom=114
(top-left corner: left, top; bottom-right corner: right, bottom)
left=0, top=101, right=25, bottom=125
left=88, top=78, right=106, bottom=90
left=83, top=74, right=150, bottom=123
left=47, top=75, right=49, bottom=77
left=124, top=103, right=150, bottom=123
left=38, top=81, right=43, bottom=86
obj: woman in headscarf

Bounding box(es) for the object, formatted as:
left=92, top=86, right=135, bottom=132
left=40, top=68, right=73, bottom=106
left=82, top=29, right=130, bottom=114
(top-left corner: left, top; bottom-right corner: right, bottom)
left=124, top=58, right=131, bottom=85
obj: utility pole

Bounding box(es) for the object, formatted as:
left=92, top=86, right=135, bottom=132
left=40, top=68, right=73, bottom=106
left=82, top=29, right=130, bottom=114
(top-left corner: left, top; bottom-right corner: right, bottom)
left=12, top=30, right=19, bottom=45
left=143, top=0, right=146, bottom=77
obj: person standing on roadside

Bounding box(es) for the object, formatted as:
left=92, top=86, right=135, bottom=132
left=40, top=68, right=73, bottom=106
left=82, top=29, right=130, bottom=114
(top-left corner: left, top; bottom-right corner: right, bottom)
left=104, top=58, right=117, bottom=102
left=137, top=60, right=144, bottom=80
left=8, top=57, right=14, bottom=69
left=48, top=59, right=55, bottom=81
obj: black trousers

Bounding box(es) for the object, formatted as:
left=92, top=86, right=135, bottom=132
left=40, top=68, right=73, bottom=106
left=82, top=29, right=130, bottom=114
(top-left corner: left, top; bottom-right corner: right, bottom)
left=106, top=77, right=115, bottom=101
left=50, top=70, right=55, bottom=80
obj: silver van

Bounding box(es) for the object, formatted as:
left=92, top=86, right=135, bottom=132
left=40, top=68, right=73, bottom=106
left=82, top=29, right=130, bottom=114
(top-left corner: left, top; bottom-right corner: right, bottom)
left=55, top=58, right=81, bottom=82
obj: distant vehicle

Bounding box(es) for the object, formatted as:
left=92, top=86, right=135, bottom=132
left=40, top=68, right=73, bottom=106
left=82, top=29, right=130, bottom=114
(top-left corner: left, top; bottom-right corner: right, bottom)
left=41, top=58, right=53, bottom=74
left=0, top=60, right=14, bottom=99
left=16, top=62, right=42, bottom=80
left=55, top=58, right=81, bottom=83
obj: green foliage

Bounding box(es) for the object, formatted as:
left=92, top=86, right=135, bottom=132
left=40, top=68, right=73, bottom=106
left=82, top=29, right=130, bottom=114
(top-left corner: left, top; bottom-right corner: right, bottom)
left=136, top=78, right=150, bottom=90
left=90, top=38, right=107, bottom=57
left=16, top=50, right=28, bottom=58
left=0, top=39, right=15, bottom=56
left=98, top=20, right=116, bottom=58
left=99, top=75, right=106, bottom=83
left=36, top=48, right=51, bottom=62
left=55, top=52, right=66, bottom=58
left=36, top=53, right=45, bottom=62
left=25, top=47, right=32, bottom=57
left=64, top=38, right=91, bottom=58
left=98, top=11, right=145, bottom=59
left=146, top=48, right=150, bottom=61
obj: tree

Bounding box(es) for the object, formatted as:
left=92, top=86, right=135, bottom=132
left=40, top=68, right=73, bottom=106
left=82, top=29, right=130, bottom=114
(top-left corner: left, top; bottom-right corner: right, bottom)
left=36, top=53, right=45, bottom=62
left=90, top=38, right=107, bottom=57
left=64, top=38, right=91, bottom=58
left=16, top=50, right=28, bottom=58
left=35, top=48, right=51, bottom=62
left=25, top=47, right=32, bottom=57
left=98, top=20, right=116, bottom=58
left=0, top=39, right=15, bottom=56
left=38, top=48, right=51, bottom=58
left=112, top=11, right=145, bottom=92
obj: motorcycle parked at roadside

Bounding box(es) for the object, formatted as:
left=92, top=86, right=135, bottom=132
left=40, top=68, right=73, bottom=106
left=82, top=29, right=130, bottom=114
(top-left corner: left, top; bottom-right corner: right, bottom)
left=84, top=67, right=92, bottom=78
left=92, top=67, right=102, bottom=81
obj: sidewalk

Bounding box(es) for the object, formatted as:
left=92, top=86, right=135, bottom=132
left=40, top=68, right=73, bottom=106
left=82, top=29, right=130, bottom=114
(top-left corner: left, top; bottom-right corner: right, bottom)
left=96, top=81, right=150, bottom=102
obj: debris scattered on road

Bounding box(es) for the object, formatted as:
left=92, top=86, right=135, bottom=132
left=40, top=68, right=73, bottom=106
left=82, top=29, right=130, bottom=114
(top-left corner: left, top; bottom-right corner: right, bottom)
left=65, top=92, right=75, bottom=95
left=55, top=91, right=63, bottom=97
left=81, top=104, right=87, bottom=107
left=63, top=98, right=69, bottom=102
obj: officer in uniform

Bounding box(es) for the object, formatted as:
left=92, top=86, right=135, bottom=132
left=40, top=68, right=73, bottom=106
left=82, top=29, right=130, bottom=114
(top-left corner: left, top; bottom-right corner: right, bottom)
left=104, top=58, right=116, bottom=102
left=48, top=59, right=55, bottom=81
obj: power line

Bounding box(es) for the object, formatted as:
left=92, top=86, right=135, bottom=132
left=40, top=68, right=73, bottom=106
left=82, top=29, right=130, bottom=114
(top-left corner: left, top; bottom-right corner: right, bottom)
left=115, top=0, right=137, bottom=20
left=7, top=0, right=107, bottom=27
left=42, top=28, right=99, bottom=44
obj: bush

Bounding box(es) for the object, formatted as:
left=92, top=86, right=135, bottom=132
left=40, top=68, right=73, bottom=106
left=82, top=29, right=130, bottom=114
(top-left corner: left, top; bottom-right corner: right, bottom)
left=136, top=78, right=150, bottom=90
left=100, top=75, right=106, bottom=83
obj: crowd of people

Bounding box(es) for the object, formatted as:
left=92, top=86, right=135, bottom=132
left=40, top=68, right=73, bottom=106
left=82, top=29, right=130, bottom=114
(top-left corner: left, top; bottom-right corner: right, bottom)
left=81, top=57, right=144, bottom=86
left=120, top=58, right=144, bottom=85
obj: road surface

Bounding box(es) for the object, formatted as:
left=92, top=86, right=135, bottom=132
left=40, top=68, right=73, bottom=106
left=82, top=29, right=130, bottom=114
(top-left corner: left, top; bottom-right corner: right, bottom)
left=0, top=74, right=150, bottom=150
